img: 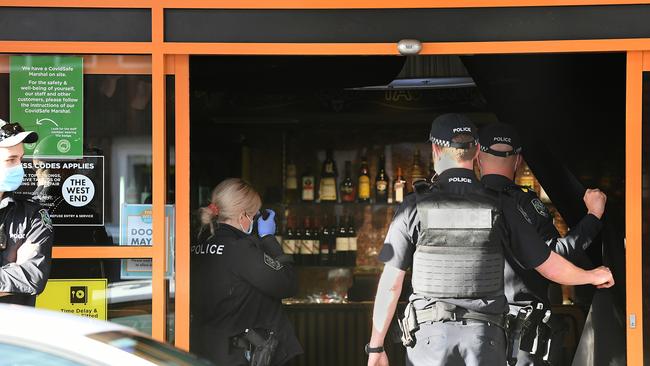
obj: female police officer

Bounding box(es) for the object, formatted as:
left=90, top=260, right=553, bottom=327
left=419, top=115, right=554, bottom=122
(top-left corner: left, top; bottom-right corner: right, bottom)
left=190, top=178, right=302, bottom=366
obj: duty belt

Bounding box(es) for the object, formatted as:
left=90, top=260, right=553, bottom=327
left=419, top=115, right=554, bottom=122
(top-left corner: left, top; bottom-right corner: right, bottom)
left=414, top=303, right=506, bottom=329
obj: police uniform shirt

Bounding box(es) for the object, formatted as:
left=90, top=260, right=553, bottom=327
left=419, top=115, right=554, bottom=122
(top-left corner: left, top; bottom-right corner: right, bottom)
left=190, top=223, right=302, bottom=366
left=482, top=174, right=602, bottom=260
left=481, top=174, right=602, bottom=304
left=0, top=194, right=54, bottom=306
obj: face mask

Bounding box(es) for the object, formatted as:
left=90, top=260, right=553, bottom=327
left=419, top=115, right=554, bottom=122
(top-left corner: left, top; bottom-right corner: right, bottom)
left=0, top=164, right=24, bottom=192
left=240, top=213, right=254, bottom=235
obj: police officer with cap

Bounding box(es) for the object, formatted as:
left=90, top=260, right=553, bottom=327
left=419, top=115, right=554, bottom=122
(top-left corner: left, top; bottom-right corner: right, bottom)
left=0, top=119, right=53, bottom=306
left=477, top=122, right=609, bottom=365
left=366, top=114, right=615, bottom=366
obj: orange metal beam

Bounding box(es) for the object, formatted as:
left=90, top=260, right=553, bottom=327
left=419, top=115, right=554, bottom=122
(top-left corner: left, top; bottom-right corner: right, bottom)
left=8, top=0, right=650, bottom=8
left=625, top=50, right=643, bottom=366
left=643, top=51, right=650, bottom=71
left=151, top=4, right=168, bottom=343
left=162, top=39, right=650, bottom=55
left=53, top=246, right=153, bottom=259
left=174, top=54, right=191, bottom=351
left=0, top=41, right=151, bottom=54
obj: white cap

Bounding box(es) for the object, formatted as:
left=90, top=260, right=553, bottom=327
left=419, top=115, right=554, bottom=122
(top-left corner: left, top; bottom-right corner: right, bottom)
left=0, top=119, right=38, bottom=147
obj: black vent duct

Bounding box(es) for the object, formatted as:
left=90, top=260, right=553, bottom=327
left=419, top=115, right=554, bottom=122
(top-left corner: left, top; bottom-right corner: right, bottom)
left=190, top=56, right=406, bottom=91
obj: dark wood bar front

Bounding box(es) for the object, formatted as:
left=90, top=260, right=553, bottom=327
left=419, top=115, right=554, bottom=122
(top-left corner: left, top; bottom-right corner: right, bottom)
left=284, top=302, right=406, bottom=366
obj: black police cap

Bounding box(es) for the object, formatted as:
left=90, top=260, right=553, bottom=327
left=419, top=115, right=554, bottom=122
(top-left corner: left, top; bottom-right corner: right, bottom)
left=478, top=122, right=522, bottom=157
left=428, top=113, right=478, bottom=149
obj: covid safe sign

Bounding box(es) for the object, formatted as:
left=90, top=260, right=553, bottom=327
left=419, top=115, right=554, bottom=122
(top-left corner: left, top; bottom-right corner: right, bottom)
left=36, top=279, right=107, bottom=320
left=120, top=204, right=175, bottom=279
left=9, top=55, right=83, bottom=158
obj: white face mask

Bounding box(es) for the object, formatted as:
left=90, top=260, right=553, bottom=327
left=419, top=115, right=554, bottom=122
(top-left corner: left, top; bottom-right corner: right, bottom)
left=240, top=213, right=254, bottom=235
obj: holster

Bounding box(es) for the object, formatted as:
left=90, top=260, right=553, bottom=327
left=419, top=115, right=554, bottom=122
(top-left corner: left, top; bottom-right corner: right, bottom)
left=507, top=302, right=556, bottom=365
left=535, top=315, right=568, bottom=365
left=399, top=302, right=419, bottom=348
left=520, top=302, right=552, bottom=355
left=231, top=328, right=279, bottom=366
left=505, top=306, right=532, bottom=366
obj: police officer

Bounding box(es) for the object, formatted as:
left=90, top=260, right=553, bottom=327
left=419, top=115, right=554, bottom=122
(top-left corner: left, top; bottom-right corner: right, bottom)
left=190, top=178, right=302, bottom=366
left=477, top=122, right=607, bottom=365
left=0, top=119, right=53, bottom=306
left=366, top=114, right=614, bottom=366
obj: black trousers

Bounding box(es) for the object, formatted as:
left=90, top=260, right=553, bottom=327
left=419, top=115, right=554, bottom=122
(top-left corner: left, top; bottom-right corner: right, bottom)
left=406, top=320, right=506, bottom=366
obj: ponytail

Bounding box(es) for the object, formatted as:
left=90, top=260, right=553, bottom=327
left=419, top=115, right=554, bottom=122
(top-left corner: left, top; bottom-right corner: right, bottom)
left=198, top=178, right=261, bottom=237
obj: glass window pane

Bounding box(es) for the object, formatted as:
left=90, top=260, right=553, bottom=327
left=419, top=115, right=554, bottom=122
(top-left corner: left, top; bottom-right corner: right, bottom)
left=0, top=55, right=153, bottom=246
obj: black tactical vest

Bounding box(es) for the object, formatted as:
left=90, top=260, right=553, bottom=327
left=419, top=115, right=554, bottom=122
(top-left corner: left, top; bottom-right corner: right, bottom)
left=412, top=186, right=505, bottom=299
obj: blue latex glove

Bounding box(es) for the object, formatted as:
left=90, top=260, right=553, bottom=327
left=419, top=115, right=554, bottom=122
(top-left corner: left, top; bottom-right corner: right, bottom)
left=257, top=209, right=276, bottom=237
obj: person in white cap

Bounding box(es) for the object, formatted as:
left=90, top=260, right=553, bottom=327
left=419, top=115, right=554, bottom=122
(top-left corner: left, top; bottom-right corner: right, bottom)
left=0, top=119, right=53, bottom=306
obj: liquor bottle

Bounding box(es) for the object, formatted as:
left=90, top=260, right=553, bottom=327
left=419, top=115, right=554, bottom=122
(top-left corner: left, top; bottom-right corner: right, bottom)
left=329, top=217, right=338, bottom=266
left=411, top=149, right=426, bottom=189
left=394, top=167, right=407, bottom=203
left=294, top=222, right=304, bottom=266
left=516, top=163, right=535, bottom=192
left=319, top=149, right=338, bottom=202
left=320, top=215, right=330, bottom=266
left=300, top=217, right=314, bottom=265
left=375, top=153, right=389, bottom=203
left=335, top=217, right=349, bottom=266
left=347, top=216, right=357, bottom=267
left=357, top=156, right=371, bottom=203
left=311, top=216, right=322, bottom=266
left=285, top=161, right=299, bottom=203
left=282, top=216, right=297, bottom=259
left=340, top=161, right=356, bottom=203
left=301, top=166, right=315, bottom=202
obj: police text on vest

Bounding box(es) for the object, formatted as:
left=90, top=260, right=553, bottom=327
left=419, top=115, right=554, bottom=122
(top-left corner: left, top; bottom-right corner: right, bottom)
left=191, top=243, right=225, bottom=255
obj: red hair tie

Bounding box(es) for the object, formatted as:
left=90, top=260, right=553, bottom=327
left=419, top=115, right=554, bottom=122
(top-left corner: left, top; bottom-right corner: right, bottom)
left=208, top=203, right=219, bottom=216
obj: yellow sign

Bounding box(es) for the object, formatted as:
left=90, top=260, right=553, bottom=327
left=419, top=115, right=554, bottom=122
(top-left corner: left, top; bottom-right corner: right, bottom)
left=36, top=279, right=107, bottom=320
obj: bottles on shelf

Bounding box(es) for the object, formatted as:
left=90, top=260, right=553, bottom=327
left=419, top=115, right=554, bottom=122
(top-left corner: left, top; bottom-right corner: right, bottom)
left=328, top=217, right=337, bottom=265
left=347, top=216, right=357, bottom=267
left=301, top=166, right=315, bottom=202
left=281, top=213, right=358, bottom=267
left=285, top=162, right=299, bottom=204
left=394, top=166, right=406, bottom=203
left=340, top=160, right=356, bottom=203
left=375, top=154, right=389, bottom=204
left=516, top=163, right=535, bottom=192
left=287, top=146, right=441, bottom=205
left=411, top=149, right=426, bottom=188
left=283, top=216, right=297, bottom=258
left=357, top=156, right=371, bottom=203
left=319, top=149, right=338, bottom=202
left=320, top=215, right=332, bottom=266
left=300, top=216, right=318, bottom=265
left=335, top=217, right=349, bottom=267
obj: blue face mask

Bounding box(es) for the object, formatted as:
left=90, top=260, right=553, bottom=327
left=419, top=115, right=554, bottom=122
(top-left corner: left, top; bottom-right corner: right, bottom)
left=240, top=213, right=254, bottom=235
left=0, top=164, right=24, bottom=192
